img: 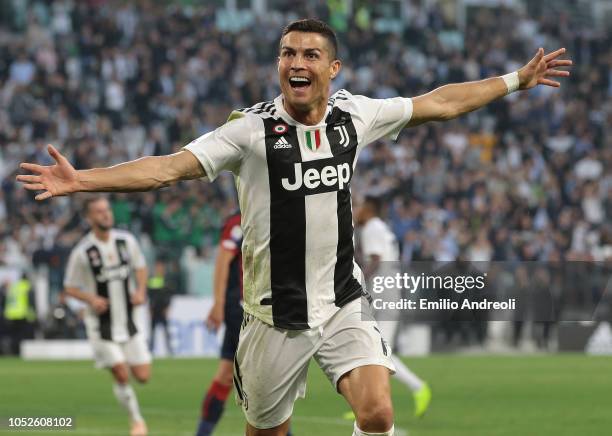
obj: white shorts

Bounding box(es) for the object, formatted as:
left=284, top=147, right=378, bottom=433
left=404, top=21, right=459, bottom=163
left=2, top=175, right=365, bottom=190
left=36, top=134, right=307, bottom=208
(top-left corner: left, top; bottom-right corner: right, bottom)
left=371, top=285, right=402, bottom=345
left=233, top=297, right=395, bottom=429
left=90, top=333, right=152, bottom=369
left=376, top=320, right=399, bottom=345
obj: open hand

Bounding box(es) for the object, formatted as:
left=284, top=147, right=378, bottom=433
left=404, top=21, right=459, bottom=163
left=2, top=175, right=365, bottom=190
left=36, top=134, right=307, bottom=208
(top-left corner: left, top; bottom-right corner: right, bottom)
left=16, top=144, right=80, bottom=201
left=518, top=47, right=572, bottom=90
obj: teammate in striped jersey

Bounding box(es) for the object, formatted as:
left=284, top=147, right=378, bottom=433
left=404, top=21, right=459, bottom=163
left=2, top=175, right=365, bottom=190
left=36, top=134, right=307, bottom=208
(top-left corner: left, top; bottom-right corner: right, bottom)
left=19, top=18, right=571, bottom=436
left=64, top=196, right=151, bottom=436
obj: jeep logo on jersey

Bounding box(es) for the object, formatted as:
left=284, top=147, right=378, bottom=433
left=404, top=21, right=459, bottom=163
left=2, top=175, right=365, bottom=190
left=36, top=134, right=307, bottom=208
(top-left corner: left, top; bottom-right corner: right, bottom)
left=281, top=161, right=351, bottom=192
left=95, top=264, right=131, bottom=283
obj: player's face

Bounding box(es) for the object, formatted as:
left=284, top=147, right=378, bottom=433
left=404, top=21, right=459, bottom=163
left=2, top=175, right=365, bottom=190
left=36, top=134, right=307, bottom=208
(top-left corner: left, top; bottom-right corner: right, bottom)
left=278, top=31, right=340, bottom=114
left=87, top=199, right=114, bottom=231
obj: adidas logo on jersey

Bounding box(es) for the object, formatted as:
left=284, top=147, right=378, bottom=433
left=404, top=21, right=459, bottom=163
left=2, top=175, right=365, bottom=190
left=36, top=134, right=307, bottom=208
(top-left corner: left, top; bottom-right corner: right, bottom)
left=273, top=136, right=292, bottom=149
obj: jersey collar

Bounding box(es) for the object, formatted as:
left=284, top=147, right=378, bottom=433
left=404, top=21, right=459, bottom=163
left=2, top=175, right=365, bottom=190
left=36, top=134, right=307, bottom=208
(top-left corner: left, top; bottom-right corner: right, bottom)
left=274, top=94, right=332, bottom=128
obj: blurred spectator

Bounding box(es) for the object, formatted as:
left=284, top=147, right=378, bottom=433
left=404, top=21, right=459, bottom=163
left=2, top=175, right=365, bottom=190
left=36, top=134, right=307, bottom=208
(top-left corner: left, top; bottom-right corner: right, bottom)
left=0, top=1, right=609, bottom=334
left=1, top=273, right=36, bottom=355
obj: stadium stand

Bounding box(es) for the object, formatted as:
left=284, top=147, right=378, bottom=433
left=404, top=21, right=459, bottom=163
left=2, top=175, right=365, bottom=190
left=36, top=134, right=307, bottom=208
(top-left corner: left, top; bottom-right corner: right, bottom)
left=0, top=0, right=609, bottom=351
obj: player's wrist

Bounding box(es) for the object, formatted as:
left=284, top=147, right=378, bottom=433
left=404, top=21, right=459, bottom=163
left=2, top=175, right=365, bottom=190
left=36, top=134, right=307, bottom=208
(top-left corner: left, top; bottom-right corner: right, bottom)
left=74, top=170, right=88, bottom=193
left=501, top=71, right=520, bottom=94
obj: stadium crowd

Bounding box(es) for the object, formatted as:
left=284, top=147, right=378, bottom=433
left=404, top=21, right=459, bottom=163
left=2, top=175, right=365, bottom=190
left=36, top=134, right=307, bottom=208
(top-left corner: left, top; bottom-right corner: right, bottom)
left=0, top=1, right=610, bottom=328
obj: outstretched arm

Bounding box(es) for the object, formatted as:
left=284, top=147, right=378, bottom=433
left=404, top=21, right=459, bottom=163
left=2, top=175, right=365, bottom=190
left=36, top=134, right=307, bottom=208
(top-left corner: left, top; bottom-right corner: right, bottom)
left=406, top=47, right=572, bottom=128
left=17, top=145, right=205, bottom=200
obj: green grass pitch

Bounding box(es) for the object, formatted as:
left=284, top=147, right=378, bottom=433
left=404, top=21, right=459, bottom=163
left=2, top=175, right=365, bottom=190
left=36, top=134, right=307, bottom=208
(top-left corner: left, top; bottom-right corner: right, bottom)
left=1, top=355, right=611, bottom=435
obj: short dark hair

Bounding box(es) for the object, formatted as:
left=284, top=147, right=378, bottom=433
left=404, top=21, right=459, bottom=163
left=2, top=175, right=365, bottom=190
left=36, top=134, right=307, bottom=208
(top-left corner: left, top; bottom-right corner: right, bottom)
left=364, top=195, right=383, bottom=215
left=83, top=195, right=108, bottom=215
left=280, top=19, right=338, bottom=59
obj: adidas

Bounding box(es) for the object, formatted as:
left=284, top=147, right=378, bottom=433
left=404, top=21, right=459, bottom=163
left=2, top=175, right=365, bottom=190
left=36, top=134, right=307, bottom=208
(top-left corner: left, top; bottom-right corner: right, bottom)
left=273, top=137, right=292, bottom=149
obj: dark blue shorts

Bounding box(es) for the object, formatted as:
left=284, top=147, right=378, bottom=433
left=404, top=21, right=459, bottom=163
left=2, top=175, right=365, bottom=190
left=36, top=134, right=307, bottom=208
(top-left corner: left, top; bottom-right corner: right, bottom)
left=221, top=305, right=243, bottom=361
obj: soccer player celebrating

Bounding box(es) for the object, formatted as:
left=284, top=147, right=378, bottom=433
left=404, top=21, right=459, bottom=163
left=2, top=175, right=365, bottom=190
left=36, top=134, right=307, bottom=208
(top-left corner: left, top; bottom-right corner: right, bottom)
left=64, top=196, right=151, bottom=436
left=18, top=19, right=571, bottom=436
left=355, top=195, right=431, bottom=419
left=197, top=211, right=243, bottom=436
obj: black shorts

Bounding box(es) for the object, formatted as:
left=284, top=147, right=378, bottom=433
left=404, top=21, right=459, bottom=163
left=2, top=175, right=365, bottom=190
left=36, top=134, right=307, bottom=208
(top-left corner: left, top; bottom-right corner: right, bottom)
left=221, top=305, right=243, bottom=360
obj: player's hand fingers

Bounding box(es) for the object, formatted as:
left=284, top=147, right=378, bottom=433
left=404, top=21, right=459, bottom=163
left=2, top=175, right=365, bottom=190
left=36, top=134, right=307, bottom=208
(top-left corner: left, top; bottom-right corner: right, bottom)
left=47, top=144, right=67, bottom=165
left=547, top=59, right=572, bottom=68
left=23, top=183, right=46, bottom=191
left=35, top=191, right=53, bottom=201
left=530, top=47, right=544, bottom=64
left=19, top=162, right=45, bottom=174
left=538, top=78, right=560, bottom=87
left=546, top=69, right=570, bottom=77
left=544, top=47, right=565, bottom=61
left=16, top=174, right=42, bottom=183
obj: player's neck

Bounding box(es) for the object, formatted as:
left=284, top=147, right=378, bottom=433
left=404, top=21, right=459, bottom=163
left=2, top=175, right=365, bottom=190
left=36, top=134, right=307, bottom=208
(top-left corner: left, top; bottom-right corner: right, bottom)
left=93, top=228, right=111, bottom=242
left=283, top=99, right=327, bottom=126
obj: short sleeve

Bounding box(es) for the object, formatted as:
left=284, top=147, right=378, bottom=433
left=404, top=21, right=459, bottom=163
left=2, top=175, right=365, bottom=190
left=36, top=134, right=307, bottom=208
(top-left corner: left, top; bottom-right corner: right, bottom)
left=354, top=96, right=413, bottom=145
left=64, top=249, right=87, bottom=290
left=127, top=235, right=146, bottom=269
left=183, top=113, right=253, bottom=181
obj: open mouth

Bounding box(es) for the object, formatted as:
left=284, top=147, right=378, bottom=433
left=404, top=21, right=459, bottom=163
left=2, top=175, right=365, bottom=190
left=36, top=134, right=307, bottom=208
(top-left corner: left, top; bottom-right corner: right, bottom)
left=289, top=76, right=311, bottom=90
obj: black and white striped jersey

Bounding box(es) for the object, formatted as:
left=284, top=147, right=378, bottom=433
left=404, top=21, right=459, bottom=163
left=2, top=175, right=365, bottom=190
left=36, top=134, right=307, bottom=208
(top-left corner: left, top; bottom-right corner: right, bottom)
left=185, top=89, right=413, bottom=329
left=64, top=230, right=147, bottom=341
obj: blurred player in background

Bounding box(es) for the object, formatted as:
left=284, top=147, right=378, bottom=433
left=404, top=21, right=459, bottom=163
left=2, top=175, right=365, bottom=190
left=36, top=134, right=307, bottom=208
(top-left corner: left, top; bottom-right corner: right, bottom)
left=354, top=196, right=431, bottom=419
left=147, top=258, right=173, bottom=355
left=197, top=211, right=243, bottom=436
left=64, top=196, right=150, bottom=436
left=19, top=17, right=571, bottom=436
